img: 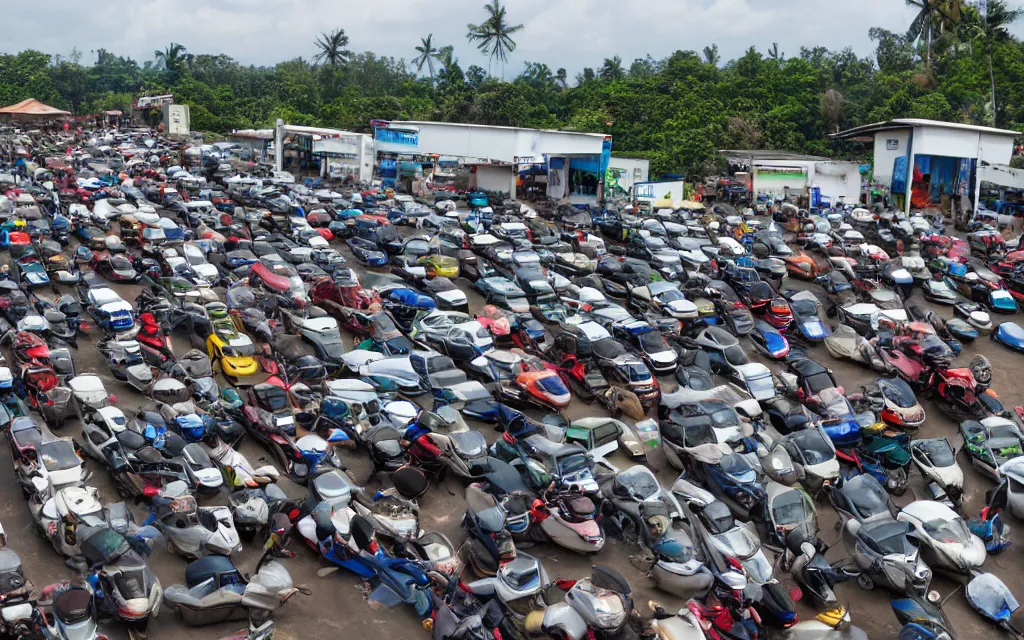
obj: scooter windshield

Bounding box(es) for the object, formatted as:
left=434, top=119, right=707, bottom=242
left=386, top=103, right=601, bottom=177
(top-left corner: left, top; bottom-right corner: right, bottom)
left=967, top=573, right=1019, bottom=621
left=922, top=517, right=972, bottom=545
left=879, top=378, right=917, bottom=408
left=771, top=489, right=815, bottom=528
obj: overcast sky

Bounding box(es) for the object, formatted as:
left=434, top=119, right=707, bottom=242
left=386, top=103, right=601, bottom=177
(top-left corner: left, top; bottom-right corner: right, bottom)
left=5, top=0, right=1024, bottom=76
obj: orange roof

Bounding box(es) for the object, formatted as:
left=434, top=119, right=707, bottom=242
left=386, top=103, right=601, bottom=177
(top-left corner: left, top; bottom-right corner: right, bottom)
left=0, top=98, right=71, bottom=116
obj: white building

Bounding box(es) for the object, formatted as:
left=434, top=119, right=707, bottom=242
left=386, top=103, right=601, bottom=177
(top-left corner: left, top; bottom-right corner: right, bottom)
left=721, top=150, right=861, bottom=207
left=260, top=121, right=374, bottom=183
left=373, top=121, right=611, bottom=204
left=832, top=118, right=1021, bottom=213
left=607, top=157, right=650, bottom=196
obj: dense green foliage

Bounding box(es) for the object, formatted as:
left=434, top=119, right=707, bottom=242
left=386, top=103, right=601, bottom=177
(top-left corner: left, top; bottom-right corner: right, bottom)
left=1, top=2, right=1021, bottom=178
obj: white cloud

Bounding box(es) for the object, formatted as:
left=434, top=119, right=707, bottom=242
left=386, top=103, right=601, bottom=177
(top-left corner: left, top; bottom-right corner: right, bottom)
left=3, top=0, right=1022, bottom=75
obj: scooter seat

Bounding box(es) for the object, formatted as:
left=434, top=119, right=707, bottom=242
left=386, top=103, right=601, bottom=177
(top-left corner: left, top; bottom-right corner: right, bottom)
left=135, top=446, right=164, bottom=464
left=503, top=493, right=531, bottom=517
left=393, top=465, right=428, bottom=499
left=164, top=432, right=188, bottom=456
left=465, top=486, right=498, bottom=513
left=53, top=587, right=92, bottom=625
left=116, top=429, right=146, bottom=451
left=185, top=555, right=240, bottom=589
left=349, top=514, right=376, bottom=552
left=566, top=496, right=596, bottom=517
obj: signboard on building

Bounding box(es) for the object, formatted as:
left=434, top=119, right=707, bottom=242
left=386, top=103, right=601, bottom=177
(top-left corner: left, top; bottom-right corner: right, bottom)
left=635, top=183, right=655, bottom=199
left=375, top=128, right=419, bottom=146
left=886, top=139, right=900, bottom=151
left=314, top=135, right=361, bottom=159
left=162, top=104, right=190, bottom=137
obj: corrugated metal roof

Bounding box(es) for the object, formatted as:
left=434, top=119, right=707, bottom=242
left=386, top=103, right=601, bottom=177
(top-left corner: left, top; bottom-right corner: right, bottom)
left=832, top=118, right=1021, bottom=139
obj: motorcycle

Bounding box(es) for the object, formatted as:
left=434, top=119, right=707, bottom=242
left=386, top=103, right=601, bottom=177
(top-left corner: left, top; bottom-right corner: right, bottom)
left=202, top=437, right=280, bottom=489
left=462, top=484, right=517, bottom=577
left=780, top=529, right=852, bottom=629
left=890, top=591, right=955, bottom=640
left=909, top=438, right=964, bottom=509
left=462, top=553, right=549, bottom=614
left=0, top=522, right=35, bottom=637
left=518, top=487, right=605, bottom=555
left=79, top=526, right=162, bottom=640
left=33, top=584, right=100, bottom=640
left=97, top=338, right=154, bottom=392
left=163, top=555, right=309, bottom=627
left=296, top=504, right=438, bottom=619
left=142, top=480, right=242, bottom=559
left=560, top=566, right=642, bottom=640
left=966, top=572, right=1024, bottom=639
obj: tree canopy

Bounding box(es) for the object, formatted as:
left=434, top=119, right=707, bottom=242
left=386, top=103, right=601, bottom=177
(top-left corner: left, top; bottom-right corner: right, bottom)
left=2, top=1, right=1022, bottom=178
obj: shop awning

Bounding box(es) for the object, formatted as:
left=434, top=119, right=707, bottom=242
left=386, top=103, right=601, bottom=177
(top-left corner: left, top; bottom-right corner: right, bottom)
left=0, top=98, right=71, bottom=120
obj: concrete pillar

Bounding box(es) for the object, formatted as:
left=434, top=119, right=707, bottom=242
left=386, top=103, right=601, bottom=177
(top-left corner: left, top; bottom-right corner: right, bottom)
left=904, top=128, right=915, bottom=216
left=274, top=118, right=284, bottom=173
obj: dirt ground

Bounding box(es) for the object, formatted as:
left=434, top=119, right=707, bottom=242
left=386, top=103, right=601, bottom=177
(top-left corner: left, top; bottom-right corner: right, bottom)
left=5, top=221, right=1024, bottom=640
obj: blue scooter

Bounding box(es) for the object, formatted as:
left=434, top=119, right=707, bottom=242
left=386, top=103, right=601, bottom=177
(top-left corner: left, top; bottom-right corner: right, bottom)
left=307, top=504, right=435, bottom=617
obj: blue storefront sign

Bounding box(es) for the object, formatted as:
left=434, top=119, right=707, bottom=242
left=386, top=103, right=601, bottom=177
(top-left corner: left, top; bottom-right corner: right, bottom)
left=375, top=128, right=419, bottom=147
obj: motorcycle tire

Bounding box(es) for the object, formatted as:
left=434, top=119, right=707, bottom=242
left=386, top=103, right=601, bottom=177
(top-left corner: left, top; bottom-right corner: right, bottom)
left=620, top=518, right=640, bottom=547
left=857, top=573, right=874, bottom=591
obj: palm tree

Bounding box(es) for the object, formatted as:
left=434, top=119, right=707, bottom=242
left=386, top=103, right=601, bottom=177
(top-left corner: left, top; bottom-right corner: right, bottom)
left=313, top=28, right=352, bottom=67
left=154, top=43, right=187, bottom=74
left=599, top=56, right=624, bottom=82
left=437, top=45, right=456, bottom=70
left=767, top=43, right=783, bottom=61
left=703, top=44, right=720, bottom=66
left=906, top=0, right=952, bottom=70
left=966, top=0, right=1023, bottom=124
left=466, top=0, right=524, bottom=78
left=413, top=34, right=440, bottom=78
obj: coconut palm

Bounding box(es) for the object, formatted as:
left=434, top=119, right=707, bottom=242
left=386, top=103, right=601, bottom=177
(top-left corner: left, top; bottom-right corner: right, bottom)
left=703, top=44, right=720, bottom=66
left=413, top=34, right=441, bottom=78
left=599, top=56, right=625, bottom=82
left=906, top=0, right=956, bottom=70
left=963, top=0, right=1023, bottom=124
left=555, top=68, right=568, bottom=89
left=154, top=43, right=187, bottom=74
left=466, top=0, right=524, bottom=77
left=437, top=46, right=456, bottom=70
left=313, top=28, right=352, bottom=67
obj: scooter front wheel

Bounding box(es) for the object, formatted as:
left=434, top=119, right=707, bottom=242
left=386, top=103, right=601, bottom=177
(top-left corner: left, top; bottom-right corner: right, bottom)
left=856, top=573, right=874, bottom=591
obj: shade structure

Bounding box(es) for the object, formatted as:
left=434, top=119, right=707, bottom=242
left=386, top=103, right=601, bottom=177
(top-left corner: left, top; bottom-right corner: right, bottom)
left=0, top=98, right=71, bottom=123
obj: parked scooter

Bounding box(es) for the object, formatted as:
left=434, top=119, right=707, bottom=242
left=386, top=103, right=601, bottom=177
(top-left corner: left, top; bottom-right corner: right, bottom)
left=33, top=583, right=100, bottom=640
left=78, top=525, right=162, bottom=640
left=143, top=480, right=242, bottom=559
left=561, top=565, right=643, bottom=640
left=463, top=553, right=549, bottom=614
left=203, top=437, right=280, bottom=488
left=966, top=572, right=1024, bottom=639
left=0, top=522, right=36, bottom=638
left=673, top=476, right=795, bottom=627
left=898, top=500, right=986, bottom=578
left=163, top=555, right=309, bottom=627
left=296, top=504, right=438, bottom=618
left=462, top=484, right=517, bottom=576
left=781, top=529, right=853, bottom=629
left=517, top=485, right=605, bottom=555
left=909, top=438, right=964, bottom=509
left=890, top=591, right=956, bottom=640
